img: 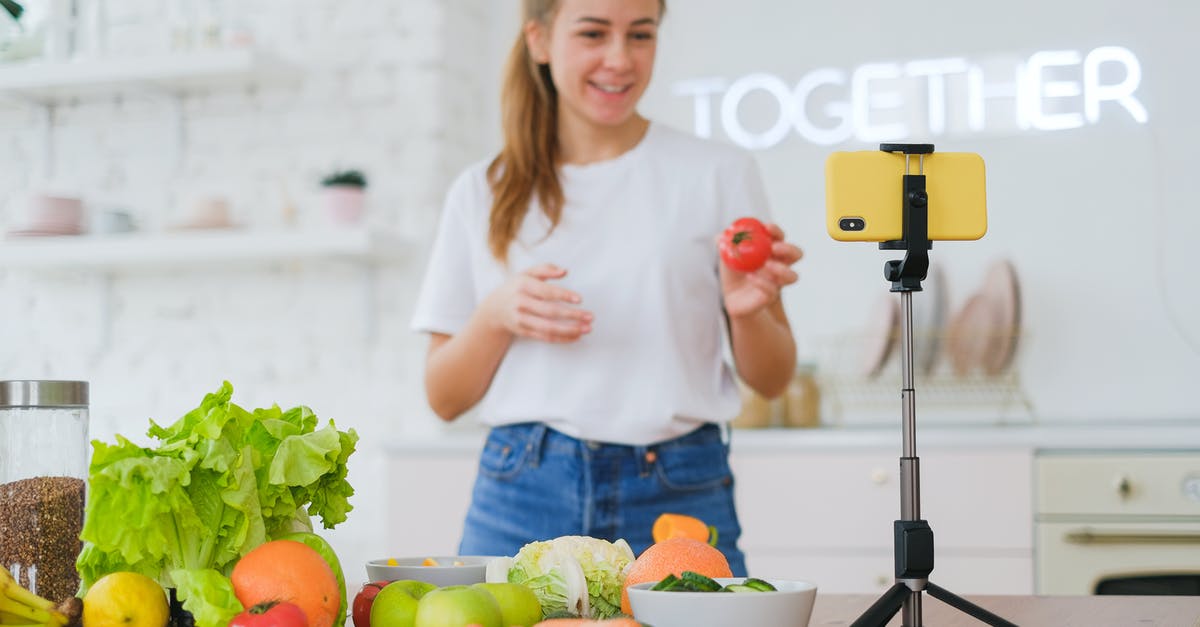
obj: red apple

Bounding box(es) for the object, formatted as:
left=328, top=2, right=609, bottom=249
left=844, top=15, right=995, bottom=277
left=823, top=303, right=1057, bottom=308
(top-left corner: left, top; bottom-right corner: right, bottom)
left=352, top=580, right=389, bottom=627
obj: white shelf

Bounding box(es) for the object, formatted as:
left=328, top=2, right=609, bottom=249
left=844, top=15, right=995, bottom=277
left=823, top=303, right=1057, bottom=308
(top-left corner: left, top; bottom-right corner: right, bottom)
left=0, top=49, right=293, bottom=103
left=0, top=227, right=407, bottom=271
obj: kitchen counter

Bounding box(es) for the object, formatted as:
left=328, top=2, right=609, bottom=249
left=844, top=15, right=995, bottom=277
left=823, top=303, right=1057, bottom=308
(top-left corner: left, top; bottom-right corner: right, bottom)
left=385, top=421, right=1200, bottom=454
left=811, top=593, right=1200, bottom=626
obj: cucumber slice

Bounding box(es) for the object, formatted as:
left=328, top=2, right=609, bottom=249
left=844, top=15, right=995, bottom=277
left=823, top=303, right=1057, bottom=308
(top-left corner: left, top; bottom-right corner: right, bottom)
left=743, top=577, right=778, bottom=592
left=680, top=570, right=723, bottom=592
left=651, top=574, right=681, bottom=591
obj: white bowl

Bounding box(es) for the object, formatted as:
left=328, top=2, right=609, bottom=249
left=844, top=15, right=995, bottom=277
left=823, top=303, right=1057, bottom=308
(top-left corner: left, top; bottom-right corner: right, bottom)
left=364, top=555, right=500, bottom=587
left=628, top=577, right=817, bottom=627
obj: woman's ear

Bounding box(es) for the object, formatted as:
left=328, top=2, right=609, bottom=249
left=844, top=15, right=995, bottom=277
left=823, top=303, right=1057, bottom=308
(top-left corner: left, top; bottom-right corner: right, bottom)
left=524, top=20, right=550, bottom=64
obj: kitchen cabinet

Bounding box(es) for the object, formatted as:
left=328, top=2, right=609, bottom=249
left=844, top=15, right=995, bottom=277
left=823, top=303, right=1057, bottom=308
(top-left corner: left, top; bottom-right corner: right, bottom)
left=730, top=447, right=1034, bottom=594
left=382, top=432, right=1037, bottom=593
left=381, top=425, right=1200, bottom=594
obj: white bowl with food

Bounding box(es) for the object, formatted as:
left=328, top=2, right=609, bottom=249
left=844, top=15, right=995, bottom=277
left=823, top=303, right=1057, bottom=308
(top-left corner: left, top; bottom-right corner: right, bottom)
left=627, top=577, right=818, bottom=627
left=364, top=555, right=500, bottom=586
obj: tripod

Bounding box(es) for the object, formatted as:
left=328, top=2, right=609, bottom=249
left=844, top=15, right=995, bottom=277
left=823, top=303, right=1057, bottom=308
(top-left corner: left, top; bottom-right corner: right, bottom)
left=850, top=144, right=1017, bottom=627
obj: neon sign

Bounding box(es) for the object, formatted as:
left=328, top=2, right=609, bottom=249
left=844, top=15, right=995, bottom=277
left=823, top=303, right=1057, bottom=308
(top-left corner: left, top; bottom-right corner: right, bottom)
left=672, top=46, right=1147, bottom=149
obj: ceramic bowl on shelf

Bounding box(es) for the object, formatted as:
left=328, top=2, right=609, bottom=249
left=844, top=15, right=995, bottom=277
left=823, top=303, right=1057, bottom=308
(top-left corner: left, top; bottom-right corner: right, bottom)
left=364, top=555, right=499, bottom=586
left=628, top=577, right=818, bottom=627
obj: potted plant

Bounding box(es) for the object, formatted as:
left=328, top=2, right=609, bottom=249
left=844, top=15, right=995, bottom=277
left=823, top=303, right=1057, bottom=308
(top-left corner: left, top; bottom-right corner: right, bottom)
left=319, top=168, right=368, bottom=224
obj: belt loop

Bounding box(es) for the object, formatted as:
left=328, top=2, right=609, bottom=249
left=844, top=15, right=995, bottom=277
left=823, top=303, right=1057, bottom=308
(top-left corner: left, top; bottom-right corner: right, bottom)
left=527, top=422, right=548, bottom=468
left=719, top=421, right=732, bottom=447
left=635, top=444, right=654, bottom=478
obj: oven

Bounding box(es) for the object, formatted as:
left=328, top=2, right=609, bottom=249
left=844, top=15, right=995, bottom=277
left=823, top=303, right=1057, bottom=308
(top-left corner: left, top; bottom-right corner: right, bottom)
left=1035, top=450, right=1200, bottom=595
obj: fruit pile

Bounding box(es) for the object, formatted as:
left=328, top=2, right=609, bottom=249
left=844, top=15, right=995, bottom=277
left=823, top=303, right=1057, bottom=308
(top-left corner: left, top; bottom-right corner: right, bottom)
left=360, top=580, right=541, bottom=627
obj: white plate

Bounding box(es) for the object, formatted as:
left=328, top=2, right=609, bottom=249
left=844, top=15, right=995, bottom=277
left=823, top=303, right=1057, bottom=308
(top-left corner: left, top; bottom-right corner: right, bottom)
left=911, top=262, right=947, bottom=374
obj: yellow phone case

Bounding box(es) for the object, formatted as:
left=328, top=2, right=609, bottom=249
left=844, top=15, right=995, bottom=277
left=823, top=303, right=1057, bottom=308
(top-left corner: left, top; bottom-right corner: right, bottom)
left=825, top=151, right=988, bottom=242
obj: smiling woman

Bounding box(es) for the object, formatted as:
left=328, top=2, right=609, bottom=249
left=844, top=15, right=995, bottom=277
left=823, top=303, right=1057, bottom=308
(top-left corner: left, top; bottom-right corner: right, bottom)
left=410, top=0, right=805, bottom=579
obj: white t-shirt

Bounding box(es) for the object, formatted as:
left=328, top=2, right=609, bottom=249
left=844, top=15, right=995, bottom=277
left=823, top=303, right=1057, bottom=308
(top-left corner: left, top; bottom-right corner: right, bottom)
left=410, top=122, right=773, bottom=445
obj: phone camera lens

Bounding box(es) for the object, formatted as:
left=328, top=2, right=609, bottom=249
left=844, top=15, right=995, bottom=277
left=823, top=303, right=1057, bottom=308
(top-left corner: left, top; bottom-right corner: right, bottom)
left=839, top=218, right=865, bottom=232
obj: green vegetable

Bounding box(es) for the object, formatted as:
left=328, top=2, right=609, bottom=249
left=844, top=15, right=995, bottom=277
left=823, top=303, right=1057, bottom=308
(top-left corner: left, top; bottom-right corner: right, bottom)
left=650, top=574, right=681, bottom=591
left=680, top=571, right=722, bottom=592
left=75, top=382, right=359, bottom=627
left=742, top=577, right=777, bottom=592
left=490, top=535, right=635, bottom=619
left=170, top=569, right=245, bottom=626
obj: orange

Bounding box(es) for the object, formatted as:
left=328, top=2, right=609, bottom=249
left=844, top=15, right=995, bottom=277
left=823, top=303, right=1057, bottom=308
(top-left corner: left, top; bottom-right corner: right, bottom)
left=650, top=513, right=715, bottom=545
left=231, top=539, right=340, bottom=627
left=620, top=537, right=733, bottom=615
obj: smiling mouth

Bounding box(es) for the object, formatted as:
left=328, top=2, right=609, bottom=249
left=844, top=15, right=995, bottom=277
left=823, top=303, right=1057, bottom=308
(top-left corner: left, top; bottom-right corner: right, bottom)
left=591, top=82, right=632, bottom=95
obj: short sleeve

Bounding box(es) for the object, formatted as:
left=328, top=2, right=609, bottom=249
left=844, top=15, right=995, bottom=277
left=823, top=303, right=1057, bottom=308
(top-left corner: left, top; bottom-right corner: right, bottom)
left=718, top=151, right=773, bottom=227
left=409, top=169, right=483, bottom=335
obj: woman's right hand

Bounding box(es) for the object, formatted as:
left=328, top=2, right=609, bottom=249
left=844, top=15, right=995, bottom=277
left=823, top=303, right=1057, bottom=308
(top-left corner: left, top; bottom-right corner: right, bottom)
left=482, top=263, right=593, bottom=343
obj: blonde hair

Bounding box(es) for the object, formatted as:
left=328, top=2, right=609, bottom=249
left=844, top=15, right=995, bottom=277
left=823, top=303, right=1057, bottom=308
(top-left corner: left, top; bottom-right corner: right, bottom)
left=486, top=0, right=666, bottom=264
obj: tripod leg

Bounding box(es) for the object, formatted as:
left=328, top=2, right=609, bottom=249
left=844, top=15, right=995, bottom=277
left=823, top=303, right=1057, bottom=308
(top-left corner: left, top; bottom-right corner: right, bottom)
left=926, top=582, right=1019, bottom=627
left=850, top=582, right=910, bottom=627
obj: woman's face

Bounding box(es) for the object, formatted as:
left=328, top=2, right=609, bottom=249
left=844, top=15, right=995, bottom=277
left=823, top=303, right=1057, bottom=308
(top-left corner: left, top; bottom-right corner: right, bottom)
left=528, top=0, right=661, bottom=131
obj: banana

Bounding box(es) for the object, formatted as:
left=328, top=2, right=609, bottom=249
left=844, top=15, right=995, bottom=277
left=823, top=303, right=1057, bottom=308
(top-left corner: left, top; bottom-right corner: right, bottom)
left=0, top=577, right=67, bottom=627
left=0, top=608, right=48, bottom=625
left=0, top=573, right=55, bottom=612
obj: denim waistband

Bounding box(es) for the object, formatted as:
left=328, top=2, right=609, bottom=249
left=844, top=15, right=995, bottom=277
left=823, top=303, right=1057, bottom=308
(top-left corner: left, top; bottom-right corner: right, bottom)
left=489, top=422, right=726, bottom=470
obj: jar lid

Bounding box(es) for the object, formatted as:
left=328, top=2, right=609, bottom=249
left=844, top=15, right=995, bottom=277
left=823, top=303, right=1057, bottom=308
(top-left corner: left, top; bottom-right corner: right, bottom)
left=0, top=380, right=88, bottom=408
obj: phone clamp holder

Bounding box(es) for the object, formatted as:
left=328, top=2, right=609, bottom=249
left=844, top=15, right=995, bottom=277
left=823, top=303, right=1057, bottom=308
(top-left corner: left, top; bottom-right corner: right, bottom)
left=849, top=143, right=1017, bottom=627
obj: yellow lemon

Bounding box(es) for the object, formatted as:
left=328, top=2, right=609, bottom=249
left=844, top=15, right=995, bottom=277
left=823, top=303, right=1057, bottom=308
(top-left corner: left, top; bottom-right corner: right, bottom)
left=82, top=572, right=170, bottom=627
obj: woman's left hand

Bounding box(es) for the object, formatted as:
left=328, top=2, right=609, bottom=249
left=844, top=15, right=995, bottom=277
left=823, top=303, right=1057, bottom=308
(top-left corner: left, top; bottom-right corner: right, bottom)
left=719, top=222, right=803, bottom=318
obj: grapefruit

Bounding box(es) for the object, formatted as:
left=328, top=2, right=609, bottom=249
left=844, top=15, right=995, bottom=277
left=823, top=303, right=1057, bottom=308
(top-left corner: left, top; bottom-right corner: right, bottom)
left=232, top=539, right=341, bottom=627
left=620, top=537, right=732, bottom=615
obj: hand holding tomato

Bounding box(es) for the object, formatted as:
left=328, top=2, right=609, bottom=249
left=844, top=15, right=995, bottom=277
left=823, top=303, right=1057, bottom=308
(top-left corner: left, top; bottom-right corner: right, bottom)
left=719, top=217, right=772, bottom=272
left=717, top=218, right=803, bottom=319
left=230, top=601, right=309, bottom=627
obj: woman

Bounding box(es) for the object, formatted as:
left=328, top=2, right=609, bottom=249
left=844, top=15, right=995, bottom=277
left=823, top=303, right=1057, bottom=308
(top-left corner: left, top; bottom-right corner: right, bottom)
left=410, top=0, right=802, bottom=576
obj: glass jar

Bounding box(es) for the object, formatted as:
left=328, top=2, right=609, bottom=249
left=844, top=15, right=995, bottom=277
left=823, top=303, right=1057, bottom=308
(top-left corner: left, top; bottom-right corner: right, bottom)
left=783, top=363, right=822, bottom=428
left=0, top=380, right=89, bottom=602
left=731, top=379, right=775, bottom=429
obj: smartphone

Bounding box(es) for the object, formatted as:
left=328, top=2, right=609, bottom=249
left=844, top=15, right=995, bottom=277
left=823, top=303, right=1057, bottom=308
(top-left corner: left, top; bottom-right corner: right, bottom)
left=825, top=151, right=987, bottom=242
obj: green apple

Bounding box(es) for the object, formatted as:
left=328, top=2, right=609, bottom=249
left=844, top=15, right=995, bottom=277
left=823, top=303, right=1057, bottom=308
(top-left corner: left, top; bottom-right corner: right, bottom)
left=471, top=582, right=542, bottom=627
left=371, top=579, right=438, bottom=627
left=414, top=585, right=502, bottom=627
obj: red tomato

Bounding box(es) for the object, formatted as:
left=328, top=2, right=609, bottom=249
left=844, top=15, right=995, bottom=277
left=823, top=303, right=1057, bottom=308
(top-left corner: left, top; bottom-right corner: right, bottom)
left=719, top=217, right=772, bottom=272
left=229, top=600, right=310, bottom=627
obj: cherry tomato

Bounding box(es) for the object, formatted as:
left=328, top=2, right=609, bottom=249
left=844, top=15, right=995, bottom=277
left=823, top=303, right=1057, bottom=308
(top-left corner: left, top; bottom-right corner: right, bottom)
left=229, top=600, right=309, bottom=627
left=719, top=217, right=772, bottom=272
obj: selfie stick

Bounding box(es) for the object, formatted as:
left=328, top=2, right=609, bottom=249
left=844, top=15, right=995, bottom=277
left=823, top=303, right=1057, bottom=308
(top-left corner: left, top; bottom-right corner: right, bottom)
left=849, top=143, right=1017, bottom=627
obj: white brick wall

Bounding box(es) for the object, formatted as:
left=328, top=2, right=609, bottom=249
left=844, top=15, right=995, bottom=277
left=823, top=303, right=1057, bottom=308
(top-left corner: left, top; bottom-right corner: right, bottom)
left=0, top=0, right=505, bottom=592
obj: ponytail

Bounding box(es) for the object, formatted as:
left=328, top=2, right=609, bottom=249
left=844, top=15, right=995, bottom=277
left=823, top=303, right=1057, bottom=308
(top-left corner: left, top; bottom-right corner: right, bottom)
left=486, top=7, right=561, bottom=265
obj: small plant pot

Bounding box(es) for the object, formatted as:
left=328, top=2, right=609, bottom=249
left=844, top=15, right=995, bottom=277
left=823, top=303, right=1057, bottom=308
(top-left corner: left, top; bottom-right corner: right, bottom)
left=321, top=185, right=366, bottom=224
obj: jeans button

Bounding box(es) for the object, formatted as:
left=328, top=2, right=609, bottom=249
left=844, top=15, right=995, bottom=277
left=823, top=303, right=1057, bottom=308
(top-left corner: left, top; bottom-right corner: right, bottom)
left=586, top=440, right=601, bottom=450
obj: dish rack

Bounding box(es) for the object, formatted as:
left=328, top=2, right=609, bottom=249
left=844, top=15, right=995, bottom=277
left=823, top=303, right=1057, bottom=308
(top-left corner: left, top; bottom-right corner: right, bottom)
left=813, top=330, right=1034, bottom=426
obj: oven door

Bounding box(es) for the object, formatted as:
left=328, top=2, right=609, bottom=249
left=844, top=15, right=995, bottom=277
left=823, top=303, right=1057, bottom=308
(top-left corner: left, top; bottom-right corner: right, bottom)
left=1037, top=521, right=1200, bottom=594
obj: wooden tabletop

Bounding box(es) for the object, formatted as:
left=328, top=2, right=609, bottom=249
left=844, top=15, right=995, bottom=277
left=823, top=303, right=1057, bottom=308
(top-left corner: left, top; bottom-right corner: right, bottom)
left=810, top=593, right=1200, bottom=626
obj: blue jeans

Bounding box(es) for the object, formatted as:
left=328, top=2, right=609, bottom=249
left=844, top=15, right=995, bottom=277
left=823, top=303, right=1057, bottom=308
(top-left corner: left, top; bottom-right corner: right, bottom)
left=458, top=422, right=747, bottom=576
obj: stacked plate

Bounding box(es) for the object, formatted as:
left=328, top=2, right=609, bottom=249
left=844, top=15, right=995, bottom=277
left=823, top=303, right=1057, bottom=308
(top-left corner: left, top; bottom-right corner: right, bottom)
left=7, top=195, right=85, bottom=237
